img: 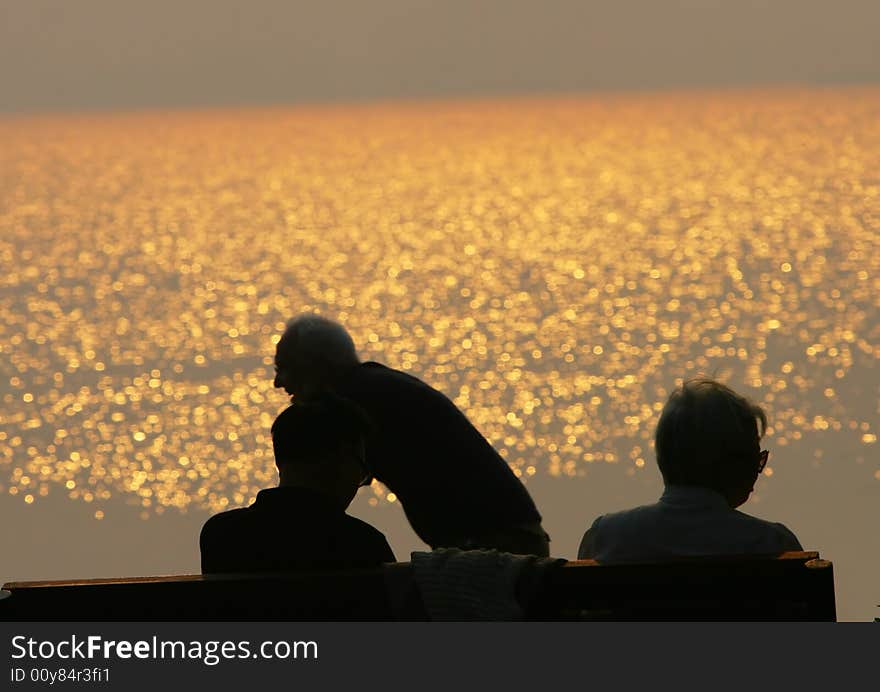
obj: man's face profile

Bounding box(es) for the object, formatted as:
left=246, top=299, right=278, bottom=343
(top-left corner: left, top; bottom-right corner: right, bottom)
left=273, top=340, right=298, bottom=397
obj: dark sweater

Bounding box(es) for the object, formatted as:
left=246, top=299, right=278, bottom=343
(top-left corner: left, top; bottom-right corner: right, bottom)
left=200, top=486, right=395, bottom=574
left=335, top=362, right=542, bottom=548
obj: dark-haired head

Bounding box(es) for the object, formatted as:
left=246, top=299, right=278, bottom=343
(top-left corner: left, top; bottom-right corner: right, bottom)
left=270, top=393, right=372, bottom=509
left=655, top=378, right=768, bottom=507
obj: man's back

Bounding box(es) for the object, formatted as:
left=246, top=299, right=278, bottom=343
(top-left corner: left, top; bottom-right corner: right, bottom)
left=200, top=486, right=395, bottom=574
left=335, top=362, right=543, bottom=549
left=578, top=485, right=802, bottom=563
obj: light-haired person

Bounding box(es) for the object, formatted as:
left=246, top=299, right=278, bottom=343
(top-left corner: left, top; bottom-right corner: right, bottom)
left=200, top=393, right=395, bottom=573
left=578, top=378, right=802, bottom=562
left=272, top=314, right=550, bottom=556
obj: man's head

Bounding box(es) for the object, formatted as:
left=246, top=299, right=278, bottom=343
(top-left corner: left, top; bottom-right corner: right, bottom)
left=270, top=394, right=372, bottom=509
left=273, top=314, right=360, bottom=401
left=655, top=378, right=769, bottom=507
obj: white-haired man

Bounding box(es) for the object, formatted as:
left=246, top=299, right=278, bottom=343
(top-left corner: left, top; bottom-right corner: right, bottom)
left=273, top=314, right=549, bottom=556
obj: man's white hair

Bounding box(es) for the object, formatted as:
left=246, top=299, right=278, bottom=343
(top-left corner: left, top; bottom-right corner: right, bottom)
left=280, top=314, right=360, bottom=370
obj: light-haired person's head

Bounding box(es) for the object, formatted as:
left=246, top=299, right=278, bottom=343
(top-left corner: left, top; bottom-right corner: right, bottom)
left=270, top=393, right=372, bottom=509
left=655, top=378, right=769, bottom=507
left=273, top=314, right=360, bottom=401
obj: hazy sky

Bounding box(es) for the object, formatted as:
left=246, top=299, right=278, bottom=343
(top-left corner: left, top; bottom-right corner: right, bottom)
left=2, top=0, right=879, bottom=113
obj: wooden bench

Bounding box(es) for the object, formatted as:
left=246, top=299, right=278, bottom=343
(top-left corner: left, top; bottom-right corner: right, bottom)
left=541, top=551, right=835, bottom=621
left=0, top=551, right=834, bottom=621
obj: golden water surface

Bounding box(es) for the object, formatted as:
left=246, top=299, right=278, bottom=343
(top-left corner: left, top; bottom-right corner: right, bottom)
left=1, top=88, right=878, bottom=518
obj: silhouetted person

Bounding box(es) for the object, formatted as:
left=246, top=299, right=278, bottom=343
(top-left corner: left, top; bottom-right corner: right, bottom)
left=578, top=378, right=802, bottom=562
left=200, top=394, right=395, bottom=574
left=273, top=314, right=549, bottom=556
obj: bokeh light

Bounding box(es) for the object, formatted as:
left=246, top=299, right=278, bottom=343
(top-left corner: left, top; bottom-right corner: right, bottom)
left=1, top=89, right=878, bottom=516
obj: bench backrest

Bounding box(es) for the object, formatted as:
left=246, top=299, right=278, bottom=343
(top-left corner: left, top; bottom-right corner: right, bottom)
left=539, top=552, right=835, bottom=621
left=0, top=551, right=834, bottom=621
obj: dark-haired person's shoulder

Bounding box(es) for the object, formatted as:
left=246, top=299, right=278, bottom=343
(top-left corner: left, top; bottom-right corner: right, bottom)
left=199, top=507, right=254, bottom=574
left=200, top=507, right=250, bottom=543
left=201, top=506, right=249, bottom=528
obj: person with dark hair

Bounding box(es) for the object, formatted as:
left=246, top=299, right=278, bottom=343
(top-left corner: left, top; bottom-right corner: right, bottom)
left=577, top=378, right=802, bottom=562
left=199, top=394, right=395, bottom=573
left=272, top=314, right=549, bottom=556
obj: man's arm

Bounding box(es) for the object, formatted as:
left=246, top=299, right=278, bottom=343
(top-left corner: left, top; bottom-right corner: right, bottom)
left=363, top=526, right=397, bottom=563
left=378, top=537, right=397, bottom=563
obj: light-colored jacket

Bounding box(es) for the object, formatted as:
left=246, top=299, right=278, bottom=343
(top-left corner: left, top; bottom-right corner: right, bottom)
left=578, top=484, right=803, bottom=563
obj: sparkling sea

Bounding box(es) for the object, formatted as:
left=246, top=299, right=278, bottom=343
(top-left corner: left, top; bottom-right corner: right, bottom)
left=1, top=87, right=878, bottom=618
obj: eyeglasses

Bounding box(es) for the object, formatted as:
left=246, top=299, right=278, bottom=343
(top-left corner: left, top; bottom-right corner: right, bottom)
left=757, top=449, right=769, bottom=474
